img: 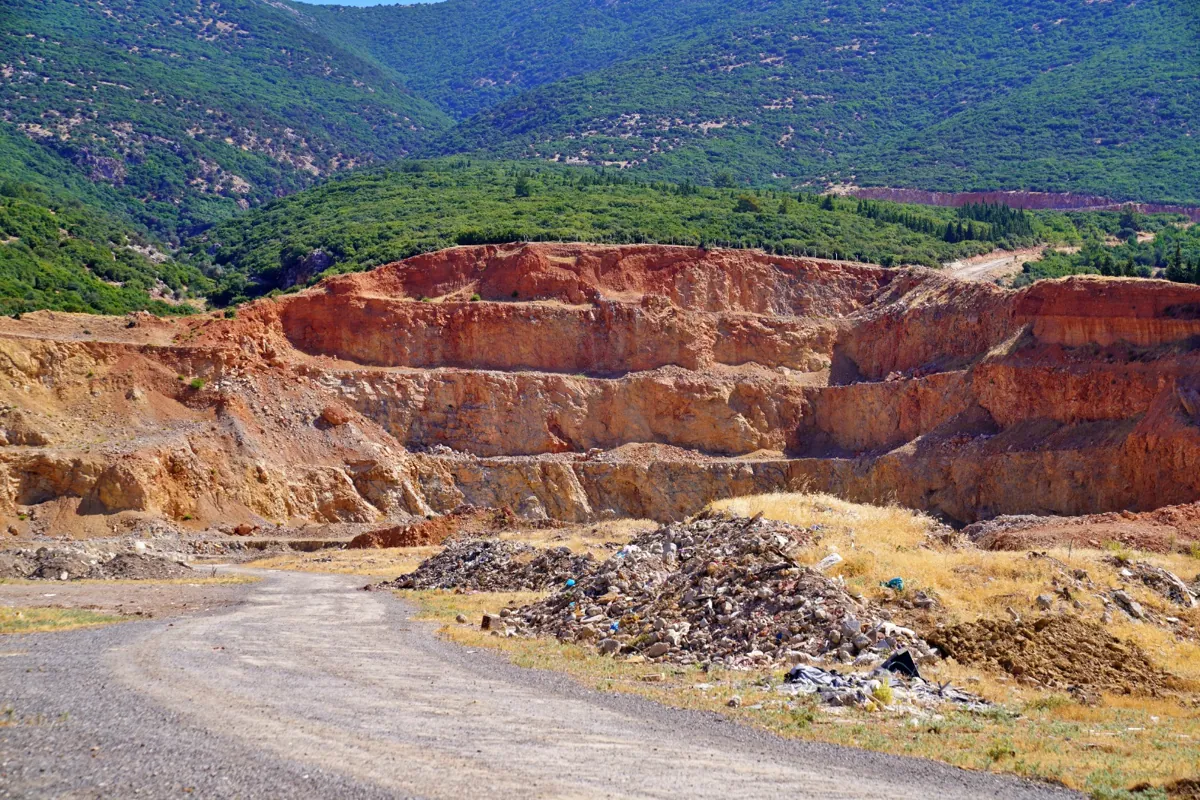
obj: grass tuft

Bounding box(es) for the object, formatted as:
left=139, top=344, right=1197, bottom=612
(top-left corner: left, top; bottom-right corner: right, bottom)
left=0, top=606, right=123, bottom=634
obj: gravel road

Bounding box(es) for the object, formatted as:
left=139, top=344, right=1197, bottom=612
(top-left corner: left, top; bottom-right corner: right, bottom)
left=0, top=570, right=1081, bottom=799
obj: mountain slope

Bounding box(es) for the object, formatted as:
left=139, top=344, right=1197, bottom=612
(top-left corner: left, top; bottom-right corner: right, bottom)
left=0, top=181, right=208, bottom=315
left=315, top=0, right=1199, bottom=204
left=0, top=0, right=450, bottom=242
left=303, top=0, right=748, bottom=119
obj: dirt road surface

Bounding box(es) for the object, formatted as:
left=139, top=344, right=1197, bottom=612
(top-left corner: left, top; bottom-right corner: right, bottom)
left=0, top=571, right=1080, bottom=798
left=0, top=578, right=248, bottom=618
left=945, top=248, right=1043, bottom=282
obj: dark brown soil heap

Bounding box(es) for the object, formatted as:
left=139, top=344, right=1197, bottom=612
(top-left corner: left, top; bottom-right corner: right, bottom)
left=926, top=615, right=1170, bottom=696
left=348, top=505, right=519, bottom=549
left=1132, top=778, right=1200, bottom=800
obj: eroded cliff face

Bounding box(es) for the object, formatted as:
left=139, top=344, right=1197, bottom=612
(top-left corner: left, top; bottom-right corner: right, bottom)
left=1, top=242, right=1198, bottom=535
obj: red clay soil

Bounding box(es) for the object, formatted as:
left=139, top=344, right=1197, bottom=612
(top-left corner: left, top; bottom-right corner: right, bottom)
left=972, top=503, right=1200, bottom=554
left=4, top=243, right=1200, bottom=536
left=347, top=505, right=519, bottom=549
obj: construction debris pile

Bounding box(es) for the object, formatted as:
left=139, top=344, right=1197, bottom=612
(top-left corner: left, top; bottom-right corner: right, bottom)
left=385, top=538, right=596, bottom=592
left=779, top=663, right=989, bottom=711
left=0, top=546, right=193, bottom=581
left=507, top=513, right=936, bottom=669
left=1107, top=556, right=1198, bottom=609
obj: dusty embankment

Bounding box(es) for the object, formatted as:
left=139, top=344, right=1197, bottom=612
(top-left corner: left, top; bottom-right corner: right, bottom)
left=0, top=242, right=1197, bottom=538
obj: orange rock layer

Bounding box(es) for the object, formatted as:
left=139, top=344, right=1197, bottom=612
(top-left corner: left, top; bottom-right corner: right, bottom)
left=1, top=242, right=1199, bottom=534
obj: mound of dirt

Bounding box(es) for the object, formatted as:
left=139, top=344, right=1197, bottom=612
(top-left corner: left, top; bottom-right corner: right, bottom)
left=0, top=547, right=192, bottom=581
left=508, top=512, right=933, bottom=669
left=968, top=503, right=1200, bottom=554
left=1132, top=778, right=1200, bottom=800
left=385, top=538, right=596, bottom=592
left=99, top=552, right=193, bottom=580
left=348, top=506, right=520, bottom=549
left=925, top=615, right=1171, bottom=697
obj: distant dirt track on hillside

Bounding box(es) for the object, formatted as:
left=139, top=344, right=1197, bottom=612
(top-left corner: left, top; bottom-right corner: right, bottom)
left=0, top=570, right=1080, bottom=799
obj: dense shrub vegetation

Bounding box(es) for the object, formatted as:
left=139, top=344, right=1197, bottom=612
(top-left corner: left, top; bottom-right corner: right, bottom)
left=0, top=0, right=448, bottom=242
left=184, top=160, right=1117, bottom=305
left=1019, top=209, right=1200, bottom=286
left=0, top=183, right=207, bottom=315
left=0, top=0, right=1196, bottom=313
left=364, top=0, right=1197, bottom=203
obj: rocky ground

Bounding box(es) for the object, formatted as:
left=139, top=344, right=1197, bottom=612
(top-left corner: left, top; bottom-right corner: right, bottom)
left=0, top=546, right=192, bottom=581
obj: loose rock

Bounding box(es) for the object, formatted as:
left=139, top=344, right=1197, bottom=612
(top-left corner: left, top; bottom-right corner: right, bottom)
left=508, top=513, right=932, bottom=668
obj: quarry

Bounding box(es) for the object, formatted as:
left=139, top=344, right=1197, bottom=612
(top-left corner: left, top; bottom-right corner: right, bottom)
left=3, top=243, right=1200, bottom=797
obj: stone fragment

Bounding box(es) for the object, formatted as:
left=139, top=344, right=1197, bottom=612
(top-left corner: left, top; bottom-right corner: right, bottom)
left=644, top=642, right=670, bottom=659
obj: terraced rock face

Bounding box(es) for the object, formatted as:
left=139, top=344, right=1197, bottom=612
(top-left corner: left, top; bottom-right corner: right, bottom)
left=0, top=242, right=1199, bottom=534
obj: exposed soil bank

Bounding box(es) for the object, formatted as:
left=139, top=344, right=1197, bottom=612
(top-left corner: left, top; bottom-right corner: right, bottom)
left=0, top=243, right=1198, bottom=532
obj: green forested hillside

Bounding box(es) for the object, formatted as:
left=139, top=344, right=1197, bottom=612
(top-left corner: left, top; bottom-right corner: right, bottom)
left=181, top=159, right=1079, bottom=305
left=0, top=0, right=1196, bottom=314
left=1020, top=209, right=1200, bottom=286
left=0, top=0, right=448, bottom=242
left=428, top=0, right=1199, bottom=203
left=304, top=0, right=743, bottom=118
left=0, top=182, right=208, bottom=315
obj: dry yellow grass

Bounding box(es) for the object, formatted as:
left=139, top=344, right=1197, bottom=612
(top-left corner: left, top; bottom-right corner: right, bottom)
left=496, top=519, right=656, bottom=556
left=407, top=587, right=1200, bottom=797
left=246, top=546, right=441, bottom=577
left=712, top=493, right=1200, bottom=685
left=0, top=606, right=123, bottom=634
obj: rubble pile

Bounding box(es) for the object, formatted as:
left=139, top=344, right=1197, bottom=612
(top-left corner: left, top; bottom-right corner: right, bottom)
left=508, top=513, right=936, bottom=669
left=780, top=663, right=989, bottom=711
left=385, top=538, right=596, bottom=592
left=0, top=547, right=193, bottom=581
left=1106, top=556, right=1198, bottom=608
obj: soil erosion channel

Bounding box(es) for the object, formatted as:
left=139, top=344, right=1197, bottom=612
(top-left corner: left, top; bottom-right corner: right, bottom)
left=0, top=570, right=1076, bottom=799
